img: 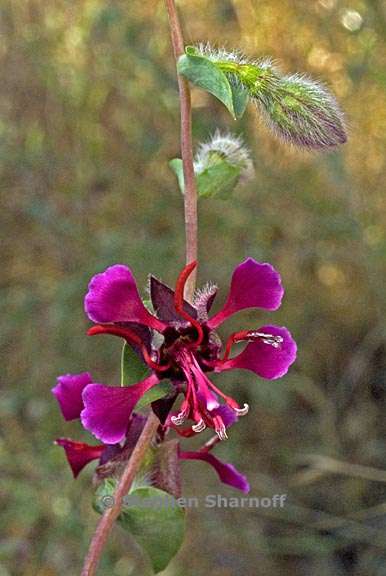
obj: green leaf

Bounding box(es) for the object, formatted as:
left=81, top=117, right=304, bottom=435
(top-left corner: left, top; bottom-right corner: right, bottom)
left=93, top=478, right=118, bottom=514
left=177, top=53, right=237, bottom=119
left=136, top=380, right=174, bottom=409
left=231, top=83, right=249, bottom=119
left=121, top=342, right=148, bottom=386
left=197, top=161, right=241, bottom=198
left=169, top=158, right=185, bottom=194
left=94, top=481, right=185, bottom=574
left=120, top=487, right=185, bottom=573
left=170, top=157, right=242, bottom=198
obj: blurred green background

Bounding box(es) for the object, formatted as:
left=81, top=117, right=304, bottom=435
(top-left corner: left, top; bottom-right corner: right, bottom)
left=1, top=0, right=386, bottom=574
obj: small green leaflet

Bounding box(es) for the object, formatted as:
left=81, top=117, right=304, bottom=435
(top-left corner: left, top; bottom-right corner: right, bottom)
left=136, top=380, right=174, bottom=409
left=231, top=83, right=249, bottom=119
left=169, top=157, right=242, bottom=198
left=121, top=342, right=148, bottom=386
left=195, top=161, right=241, bottom=198
left=169, top=159, right=185, bottom=194
left=94, top=480, right=185, bottom=574
left=177, top=48, right=249, bottom=120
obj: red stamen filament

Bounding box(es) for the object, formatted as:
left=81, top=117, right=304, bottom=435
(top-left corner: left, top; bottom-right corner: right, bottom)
left=196, top=366, right=241, bottom=411
left=87, top=325, right=171, bottom=372
left=174, top=261, right=204, bottom=346
left=221, top=330, right=283, bottom=362
left=222, top=330, right=251, bottom=361
left=180, top=359, right=205, bottom=430
left=185, top=368, right=201, bottom=424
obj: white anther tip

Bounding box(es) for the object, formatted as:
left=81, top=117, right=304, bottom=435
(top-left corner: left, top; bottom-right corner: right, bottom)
left=192, top=420, right=206, bottom=433
left=171, top=413, right=185, bottom=426
left=235, top=403, right=249, bottom=416
left=216, top=427, right=228, bottom=441
left=248, top=331, right=283, bottom=349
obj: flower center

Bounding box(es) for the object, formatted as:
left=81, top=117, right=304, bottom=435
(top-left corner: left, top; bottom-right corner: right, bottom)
left=158, top=322, right=221, bottom=378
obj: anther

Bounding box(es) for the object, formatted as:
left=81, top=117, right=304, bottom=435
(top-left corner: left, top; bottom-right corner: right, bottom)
left=171, top=413, right=185, bottom=426
left=234, top=403, right=249, bottom=416
left=192, top=419, right=206, bottom=433
left=247, top=331, right=283, bottom=349
left=222, top=330, right=284, bottom=362
left=171, top=406, right=189, bottom=426
left=213, top=416, right=228, bottom=441
left=215, top=426, right=228, bottom=441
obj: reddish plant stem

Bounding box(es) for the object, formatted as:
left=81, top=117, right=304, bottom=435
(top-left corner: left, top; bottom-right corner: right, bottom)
left=165, top=0, right=198, bottom=301
left=81, top=412, right=159, bottom=576
left=81, top=3, right=197, bottom=573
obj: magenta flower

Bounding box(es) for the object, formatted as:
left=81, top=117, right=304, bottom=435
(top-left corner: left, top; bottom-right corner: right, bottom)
left=77, top=258, right=296, bottom=444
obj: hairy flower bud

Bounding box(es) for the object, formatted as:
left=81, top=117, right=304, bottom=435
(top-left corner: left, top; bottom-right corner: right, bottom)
left=260, top=74, right=347, bottom=149
left=195, top=44, right=347, bottom=150
left=194, top=131, right=254, bottom=183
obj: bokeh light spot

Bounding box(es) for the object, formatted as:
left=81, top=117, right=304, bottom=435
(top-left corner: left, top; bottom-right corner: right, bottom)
left=341, top=9, right=363, bottom=32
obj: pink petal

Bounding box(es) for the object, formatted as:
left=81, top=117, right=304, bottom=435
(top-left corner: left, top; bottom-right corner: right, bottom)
left=85, top=265, right=166, bottom=332
left=80, top=374, right=159, bottom=444
left=219, top=325, right=297, bottom=379
left=179, top=450, right=250, bottom=493
left=52, top=372, right=92, bottom=421
left=55, top=438, right=104, bottom=478
left=207, top=258, right=284, bottom=329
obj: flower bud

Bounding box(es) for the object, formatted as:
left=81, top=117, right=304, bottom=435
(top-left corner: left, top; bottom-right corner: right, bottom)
left=259, top=74, right=347, bottom=149
left=195, top=44, right=347, bottom=149
left=194, top=131, right=254, bottom=183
